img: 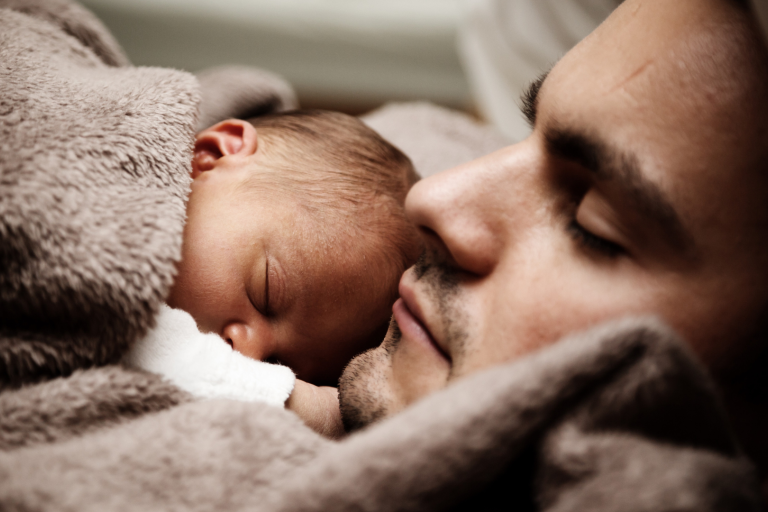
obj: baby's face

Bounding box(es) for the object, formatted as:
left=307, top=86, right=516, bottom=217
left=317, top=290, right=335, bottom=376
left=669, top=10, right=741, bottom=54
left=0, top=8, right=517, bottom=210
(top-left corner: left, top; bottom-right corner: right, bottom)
left=168, top=150, right=399, bottom=385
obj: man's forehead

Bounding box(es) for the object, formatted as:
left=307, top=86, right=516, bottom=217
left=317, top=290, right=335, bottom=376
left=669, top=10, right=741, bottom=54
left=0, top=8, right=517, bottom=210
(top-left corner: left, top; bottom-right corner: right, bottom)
left=553, top=0, right=761, bottom=118
left=541, top=0, right=768, bottom=178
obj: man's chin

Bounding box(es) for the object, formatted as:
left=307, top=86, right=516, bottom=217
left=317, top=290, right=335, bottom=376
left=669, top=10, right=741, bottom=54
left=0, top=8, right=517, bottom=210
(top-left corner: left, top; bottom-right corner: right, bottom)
left=338, top=319, right=401, bottom=432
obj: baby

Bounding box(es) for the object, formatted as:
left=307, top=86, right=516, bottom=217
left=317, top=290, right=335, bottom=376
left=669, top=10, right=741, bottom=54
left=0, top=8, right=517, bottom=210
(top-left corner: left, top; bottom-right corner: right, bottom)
left=124, top=110, right=422, bottom=436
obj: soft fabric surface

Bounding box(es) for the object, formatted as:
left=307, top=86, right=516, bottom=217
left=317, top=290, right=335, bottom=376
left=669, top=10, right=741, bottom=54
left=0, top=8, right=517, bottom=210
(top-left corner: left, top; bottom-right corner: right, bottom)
left=0, top=365, right=191, bottom=450
left=0, top=0, right=197, bottom=388
left=362, top=102, right=510, bottom=178
left=124, top=304, right=295, bottom=406
left=196, top=65, right=299, bottom=131
left=1, top=319, right=762, bottom=511
left=0, top=1, right=763, bottom=510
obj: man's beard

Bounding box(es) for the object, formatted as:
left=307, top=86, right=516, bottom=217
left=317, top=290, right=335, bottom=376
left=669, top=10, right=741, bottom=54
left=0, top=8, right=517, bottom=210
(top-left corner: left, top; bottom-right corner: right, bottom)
left=338, top=250, right=468, bottom=432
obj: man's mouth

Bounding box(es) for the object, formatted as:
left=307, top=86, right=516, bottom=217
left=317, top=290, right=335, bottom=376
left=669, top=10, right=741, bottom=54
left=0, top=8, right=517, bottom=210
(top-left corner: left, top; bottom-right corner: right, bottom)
left=392, top=292, right=450, bottom=363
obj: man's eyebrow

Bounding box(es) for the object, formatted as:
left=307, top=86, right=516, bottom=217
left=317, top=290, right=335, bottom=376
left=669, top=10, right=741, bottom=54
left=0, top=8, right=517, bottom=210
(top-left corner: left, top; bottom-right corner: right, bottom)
left=544, top=127, right=696, bottom=254
left=521, top=71, right=550, bottom=128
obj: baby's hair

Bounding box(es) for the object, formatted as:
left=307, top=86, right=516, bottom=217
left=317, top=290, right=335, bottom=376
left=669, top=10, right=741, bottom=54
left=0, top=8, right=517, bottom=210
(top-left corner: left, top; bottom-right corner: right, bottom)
left=243, top=109, right=423, bottom=296
left=245, top=110, right=419, bottom=204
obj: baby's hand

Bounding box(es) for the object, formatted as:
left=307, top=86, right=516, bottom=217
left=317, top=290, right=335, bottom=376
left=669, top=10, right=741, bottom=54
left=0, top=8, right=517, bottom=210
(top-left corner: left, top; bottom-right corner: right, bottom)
left=285, top=380, right=345, bottom=439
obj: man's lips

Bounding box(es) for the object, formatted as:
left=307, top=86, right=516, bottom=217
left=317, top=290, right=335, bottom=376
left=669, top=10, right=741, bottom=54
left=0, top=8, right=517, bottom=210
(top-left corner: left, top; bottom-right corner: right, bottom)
left=392, top=295, right=450, bottom=363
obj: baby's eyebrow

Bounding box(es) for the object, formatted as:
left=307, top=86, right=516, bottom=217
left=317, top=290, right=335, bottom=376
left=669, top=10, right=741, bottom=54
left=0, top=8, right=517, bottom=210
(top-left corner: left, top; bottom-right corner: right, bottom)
left=521, top=70, right=550, bottom=128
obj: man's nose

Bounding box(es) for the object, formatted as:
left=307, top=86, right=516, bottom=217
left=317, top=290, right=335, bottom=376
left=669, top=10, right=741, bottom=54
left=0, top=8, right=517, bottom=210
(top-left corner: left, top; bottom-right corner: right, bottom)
left=405, top=146, right=524, bottom=276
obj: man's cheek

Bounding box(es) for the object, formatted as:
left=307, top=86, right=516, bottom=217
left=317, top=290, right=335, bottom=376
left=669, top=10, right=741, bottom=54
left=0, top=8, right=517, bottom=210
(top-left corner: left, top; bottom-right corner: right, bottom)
left=455, top=277, right=566, bottom=375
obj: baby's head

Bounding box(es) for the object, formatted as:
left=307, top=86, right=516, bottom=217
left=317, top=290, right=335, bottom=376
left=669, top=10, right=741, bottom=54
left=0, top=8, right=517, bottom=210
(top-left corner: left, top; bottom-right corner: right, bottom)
left=168, top=110, right=422, bottom=385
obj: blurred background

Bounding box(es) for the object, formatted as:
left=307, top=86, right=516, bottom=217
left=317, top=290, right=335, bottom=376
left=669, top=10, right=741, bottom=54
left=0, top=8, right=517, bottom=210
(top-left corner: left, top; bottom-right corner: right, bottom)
left=80, top=0, right=622, bottom=142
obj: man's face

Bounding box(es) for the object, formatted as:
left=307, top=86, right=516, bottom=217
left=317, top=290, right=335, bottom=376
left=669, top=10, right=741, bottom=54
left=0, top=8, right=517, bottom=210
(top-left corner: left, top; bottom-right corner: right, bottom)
left=339, top=0, right=768, bottom=428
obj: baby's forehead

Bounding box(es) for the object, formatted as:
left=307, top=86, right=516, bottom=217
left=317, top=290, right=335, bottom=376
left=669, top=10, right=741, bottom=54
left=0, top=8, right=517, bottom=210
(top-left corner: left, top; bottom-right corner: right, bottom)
left=318, top=213, right=404, bottom=266
left=298, top=207, right=408, bottom=274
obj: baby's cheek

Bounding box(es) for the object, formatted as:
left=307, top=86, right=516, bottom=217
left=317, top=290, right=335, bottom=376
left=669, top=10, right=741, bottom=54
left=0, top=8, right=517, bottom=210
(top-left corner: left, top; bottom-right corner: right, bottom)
left=358, top=318, right=391, bottom=351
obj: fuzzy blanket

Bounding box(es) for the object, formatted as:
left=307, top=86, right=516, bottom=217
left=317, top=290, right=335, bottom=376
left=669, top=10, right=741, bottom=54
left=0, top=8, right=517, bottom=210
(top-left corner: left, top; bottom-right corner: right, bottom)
left=0, top=1, right=763, bottom=510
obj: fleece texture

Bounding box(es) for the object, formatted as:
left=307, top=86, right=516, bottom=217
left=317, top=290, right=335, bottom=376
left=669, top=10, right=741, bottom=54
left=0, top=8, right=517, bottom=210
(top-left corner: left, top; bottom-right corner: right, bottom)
left=0, top=365, right=191, bottom=450
left=0, top=0, right=129, bottom=67
left=124, top=304, right=296, bottom=406
left=362, top=102, right=510, bottom=178
left=196, top=65, right=299, bottom=131
left=0, top=319, right=762, bottom=511
left=0, top=1, right=763, bottom=510
left=0, top=0, right=198, bottom=388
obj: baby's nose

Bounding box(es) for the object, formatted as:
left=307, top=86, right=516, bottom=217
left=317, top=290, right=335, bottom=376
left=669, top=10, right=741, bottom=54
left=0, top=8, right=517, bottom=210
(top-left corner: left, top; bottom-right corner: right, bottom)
left=221, top=322, right=270, bottom=361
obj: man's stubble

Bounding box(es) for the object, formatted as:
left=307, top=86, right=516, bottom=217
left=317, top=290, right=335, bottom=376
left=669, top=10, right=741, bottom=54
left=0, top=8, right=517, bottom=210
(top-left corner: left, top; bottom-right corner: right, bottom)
left=338, top=250, right=469, bottom=432
left=338, top=317, right=402, bottom=432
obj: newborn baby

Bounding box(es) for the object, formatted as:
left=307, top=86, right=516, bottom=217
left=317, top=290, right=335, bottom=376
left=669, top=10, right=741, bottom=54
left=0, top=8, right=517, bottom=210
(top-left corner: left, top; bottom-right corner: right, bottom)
left=124, top=110, right=421, bottom=435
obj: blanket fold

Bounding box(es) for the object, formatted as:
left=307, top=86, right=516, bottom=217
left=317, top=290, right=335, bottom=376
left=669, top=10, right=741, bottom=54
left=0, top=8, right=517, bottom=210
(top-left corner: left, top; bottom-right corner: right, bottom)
left=195, top=65, right=299, bottom=131
left=0, top=365, right=191, bottom=450
left=263, top=319, right=759, bottom=512
left=0, top=0, right=129, bottom=67
left=0, top=319, right=761, bottom=511
left=0, top=1, right=198, bottom=388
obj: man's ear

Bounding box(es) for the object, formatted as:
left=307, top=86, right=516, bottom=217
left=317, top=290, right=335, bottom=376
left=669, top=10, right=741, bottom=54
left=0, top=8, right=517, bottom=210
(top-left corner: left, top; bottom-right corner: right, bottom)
left=191, top=119, right=259, bottom=179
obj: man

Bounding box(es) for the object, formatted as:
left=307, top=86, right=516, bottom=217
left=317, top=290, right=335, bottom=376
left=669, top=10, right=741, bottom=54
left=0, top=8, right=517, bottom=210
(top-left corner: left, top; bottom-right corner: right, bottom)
left=341, top=0, right=768, bottom=484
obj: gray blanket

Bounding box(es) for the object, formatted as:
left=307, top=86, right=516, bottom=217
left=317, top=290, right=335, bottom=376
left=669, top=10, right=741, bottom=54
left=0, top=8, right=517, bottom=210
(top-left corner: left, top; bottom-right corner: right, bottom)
left=0, top=1, right=763, bottom=510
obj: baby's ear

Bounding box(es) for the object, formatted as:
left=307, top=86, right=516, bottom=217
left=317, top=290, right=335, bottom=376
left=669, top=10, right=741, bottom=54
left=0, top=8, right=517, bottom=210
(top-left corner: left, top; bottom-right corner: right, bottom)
left=191, top=119, right=259, bottom=178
